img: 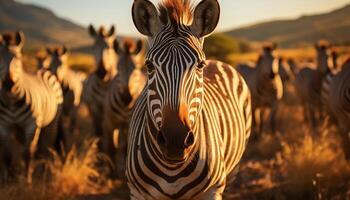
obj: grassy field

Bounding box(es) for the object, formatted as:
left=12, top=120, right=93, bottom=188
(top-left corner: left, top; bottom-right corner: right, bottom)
left=1, top=47, right=350, bottom=199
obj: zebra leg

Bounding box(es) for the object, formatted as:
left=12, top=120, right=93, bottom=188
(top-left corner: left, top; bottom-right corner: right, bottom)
left=27, top=127, right=41, bottom=184
left=253, top=108, right=262, bottom=137
left=116, top=126, right=128, bottom=179
left=269, top=105, right=278, bottom=134
left=340, top=126, right=350, bottom=161
left=0, top=130, right=18, bottom=180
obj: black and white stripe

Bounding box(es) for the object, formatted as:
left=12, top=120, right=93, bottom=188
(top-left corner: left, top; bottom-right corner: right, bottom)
left=127, top=0, right=252, bottom=198
left=0, top=31, right=63, bottom=180
left=83, top=25, right=118, bottom=138
left=102, top=39, right=146, bottom=177
left=236, top=46, right=283, bottom=134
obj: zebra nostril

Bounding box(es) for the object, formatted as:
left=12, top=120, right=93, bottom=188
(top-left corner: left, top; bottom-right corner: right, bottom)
left=157, top=131, right=166, bottom=146
left=185, top=131, right=194, bottom=148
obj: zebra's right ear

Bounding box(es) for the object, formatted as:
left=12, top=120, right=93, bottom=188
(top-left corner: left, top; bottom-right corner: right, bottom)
left=132, top=0, right=161, bottom=37
left=132, top=40, right=143, bottom=55
left=113, top=39, right=121, bottom=54
left=46, top=47, right=54, bottom=55
left=89, top=24, right=97, bottom=37
left=191, top=0, right=220, bottom=38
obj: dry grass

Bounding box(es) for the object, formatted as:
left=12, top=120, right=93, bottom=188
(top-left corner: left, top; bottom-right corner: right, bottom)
left=47, top=139, right=112, bottom=197
left=280, top=131, right=350, bottom=199
left=0, top=139, right=112, bottom=200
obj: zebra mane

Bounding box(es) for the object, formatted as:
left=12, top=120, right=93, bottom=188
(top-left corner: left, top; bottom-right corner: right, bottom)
left=123, top=39, right=135, bottom=54
left=158, top=0, right=193, bottom=26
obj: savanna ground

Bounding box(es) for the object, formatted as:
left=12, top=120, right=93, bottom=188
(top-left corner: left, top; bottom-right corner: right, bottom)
left=1, top=47, right=350, bottom=200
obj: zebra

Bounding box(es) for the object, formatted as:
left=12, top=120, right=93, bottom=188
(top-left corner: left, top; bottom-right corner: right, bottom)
left=0, top=31, right=63, bottom=182
left=45, top=46, right=85, bottom=150
left=237, top=43, right=283, bottom=135
left=322, top=58, right=350, bottom=160
left=127, top=0, right=252, bottom=199
left=295, top=41, right=335, bottom=128
left=83, top=25, right=118, bottom=140
left=102, top=39, right=146, bottom=178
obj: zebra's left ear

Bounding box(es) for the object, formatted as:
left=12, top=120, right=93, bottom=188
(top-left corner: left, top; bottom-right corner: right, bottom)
left=132, top=40, right=143, bottom=55
left=15, top=30, right=25, bottom=49
left=61, top=45, right=68, bottom=55
left=191, top=0, right=220, bottom=38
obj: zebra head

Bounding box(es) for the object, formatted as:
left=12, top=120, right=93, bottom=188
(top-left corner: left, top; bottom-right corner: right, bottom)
left=46, top=46, right=69, bottom=75
left=132, top=0, right=220, bottom=162
left=114, top=39, right=144, bottom=106
left=256, top=43, right=283, bottom=100
left=315, top=40, right=333, bottom=75
left=0, top=31, right=24, bottom=91
left=88, top=25, right=118, bottom=81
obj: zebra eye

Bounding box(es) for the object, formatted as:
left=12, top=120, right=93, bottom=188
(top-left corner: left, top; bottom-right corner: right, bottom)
left=197, top=61, right=206, bottom=69
left=146, top=60, right=155, bottom=71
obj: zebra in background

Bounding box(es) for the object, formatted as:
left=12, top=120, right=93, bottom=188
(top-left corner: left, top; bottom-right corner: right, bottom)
left=127, top=0, right=251, bottom=199
left=0, top=31, right=63, bottom=182
left=102, top=39, right=146, bottom=178
left=295, top=41, right=336, bottom=128
left=83, top=25, right=118, bottom=140
left=322, top=58, right=350, bottom=160
left=44, top=46, right=85, bottom=150
left=237, top=43, right=283, bottom=135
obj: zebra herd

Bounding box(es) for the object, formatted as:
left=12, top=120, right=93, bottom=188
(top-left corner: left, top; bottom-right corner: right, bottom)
left=0, top=0, right=349, bottom=199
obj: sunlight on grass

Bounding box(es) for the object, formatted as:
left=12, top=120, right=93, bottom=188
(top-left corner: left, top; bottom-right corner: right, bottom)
left=47, top=139, right=112, bottom=197
left=280, top=131, right=350, bottom=199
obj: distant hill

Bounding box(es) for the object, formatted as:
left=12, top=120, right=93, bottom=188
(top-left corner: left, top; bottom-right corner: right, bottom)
left=226, top=4, right=350, bottom=47
left=0, top=0, right=92, bottom=49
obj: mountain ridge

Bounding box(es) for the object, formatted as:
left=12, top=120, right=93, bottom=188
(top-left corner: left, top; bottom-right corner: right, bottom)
left=226, top=4, right=350, bottom=47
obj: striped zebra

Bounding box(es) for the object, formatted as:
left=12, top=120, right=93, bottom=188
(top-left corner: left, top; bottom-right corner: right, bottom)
left=102, top=39, right=146, bottom=177
left=0, top=31, right=63, bottom=182
left=127, top=0, right=252, bottom=199
left=295, top=41, right=335, bottom=128
left=237, top=44, right=283, bottom=135
left=83, top=25, right=118, bottom=139
left=45, top=46, right=85, bottom=150
left=321, top=52, right=350, bottom=159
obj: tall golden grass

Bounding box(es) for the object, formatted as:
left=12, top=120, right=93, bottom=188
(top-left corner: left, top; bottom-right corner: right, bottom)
left=0, top=139, right=112, bottom=200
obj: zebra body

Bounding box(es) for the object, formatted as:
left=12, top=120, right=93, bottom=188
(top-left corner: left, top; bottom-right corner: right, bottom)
left=128, top=0, right=251, bottom=199
left=127, top=60, right=251, bottom=199
left=236, top=48, right=283, bottom=134
left=102, top=39, right=147, bottom=177
left=0, top=31, right=63, bottom=177
left=45, top=46, right=85, bottom=149
left=84, top=25, right=118, bottom=138
left=295, top=41, right=336, bottom=128
left=322, top=59, right=350, bottom=159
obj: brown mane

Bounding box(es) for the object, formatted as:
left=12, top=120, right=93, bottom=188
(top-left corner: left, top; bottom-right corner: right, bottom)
left=123, top=39, right=135, bottom=53
left=158, top=0, right=193, bottom=26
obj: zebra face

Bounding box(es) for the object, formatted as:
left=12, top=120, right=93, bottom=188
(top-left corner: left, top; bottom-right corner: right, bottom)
left=0, top=31, right=24, bottom=89
left=88, top=25, right=118, bottom=81
left=132, top=0, right=220, bottom=162
left=114, top=39, right=144, bottom=106
left=315, top=41, right=333, bottom=75
left=46, top=46, right=68, bottom=75
left=145, top=32, right=205, bottom=162
left=256, top=49, right=283, bottom=100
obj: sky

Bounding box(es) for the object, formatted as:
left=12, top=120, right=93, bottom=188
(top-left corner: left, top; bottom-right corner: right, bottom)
left=18, top=0, right=350, bottom=37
